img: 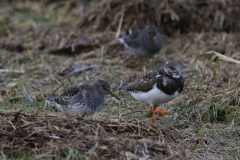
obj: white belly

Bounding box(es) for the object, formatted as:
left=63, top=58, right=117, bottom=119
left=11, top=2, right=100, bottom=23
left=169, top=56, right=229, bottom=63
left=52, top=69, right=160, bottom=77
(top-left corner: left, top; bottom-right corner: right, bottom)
left=130, top=84, right=179, bottom=106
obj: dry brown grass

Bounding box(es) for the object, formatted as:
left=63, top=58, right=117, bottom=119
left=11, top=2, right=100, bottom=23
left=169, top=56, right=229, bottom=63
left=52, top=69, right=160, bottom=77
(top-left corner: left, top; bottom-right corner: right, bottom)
left=77, top=0, right=240, bottom=34
left=0, top=110, right=194, bottom=159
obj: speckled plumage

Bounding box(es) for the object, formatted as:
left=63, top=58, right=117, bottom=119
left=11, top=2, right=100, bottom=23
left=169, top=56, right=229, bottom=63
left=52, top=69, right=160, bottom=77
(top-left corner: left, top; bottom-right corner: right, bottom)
left=118, top=25, right=163, bottom=58
left=47, top=80, right=121, bottom=116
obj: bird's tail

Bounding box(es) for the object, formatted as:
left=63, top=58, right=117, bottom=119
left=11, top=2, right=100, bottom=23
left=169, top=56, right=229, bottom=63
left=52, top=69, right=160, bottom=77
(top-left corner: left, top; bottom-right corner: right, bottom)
left=118, top=37, right=124, bottom=43
left=118, top=85, right=127, bottom=91
left=47, top=97, right=55, bottom=101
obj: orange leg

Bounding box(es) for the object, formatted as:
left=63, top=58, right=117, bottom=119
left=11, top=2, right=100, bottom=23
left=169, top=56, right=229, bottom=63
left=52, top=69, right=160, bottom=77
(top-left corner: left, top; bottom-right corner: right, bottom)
left=150, top=105, right=170, bottom=123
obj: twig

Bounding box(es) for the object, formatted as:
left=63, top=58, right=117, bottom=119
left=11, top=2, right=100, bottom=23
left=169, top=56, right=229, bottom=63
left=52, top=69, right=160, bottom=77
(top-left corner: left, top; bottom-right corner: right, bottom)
left=1, top=150, right=6, bottom=159
left=118, top=103, right=121, bottom=119
left=35, top=109, right=41, bottom=116
left=8, top=120, right=16, bottom=130
left=117, top=80, right=123, bottom=119
left=0, top=101, right=10, bottom=104
left=203, top=50, right=240, bottom=64
left=12, top=110, right=22, bottom=122
left=48, top=82, right=64, bottom=99
left=117, top=80, right=123, bottom=96
left=137, top=119, right=140, bottom=136
left=32, top=86, right=40, bottom=92
left=20, top=123, right=33, bottom=128
left=0, top=69, right=24, bottom=73
left=115, top=13, right=124, bottom=40
left=180, top=41, right=190, bottom=54
left=20, top=119, right=56, bottom=128
left=122, top=110, right=148, bottom=116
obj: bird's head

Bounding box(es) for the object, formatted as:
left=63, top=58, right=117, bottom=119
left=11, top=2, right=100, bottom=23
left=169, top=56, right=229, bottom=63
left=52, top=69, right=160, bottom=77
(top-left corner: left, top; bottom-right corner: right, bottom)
left=163, top=60, right=182, bottom=78
left=144, top=25, right=158, bottom=41
left=95, top=79, right=121, bottom=100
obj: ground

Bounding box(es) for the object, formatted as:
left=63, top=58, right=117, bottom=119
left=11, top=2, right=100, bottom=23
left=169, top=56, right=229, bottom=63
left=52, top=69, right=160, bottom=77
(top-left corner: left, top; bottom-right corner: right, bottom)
left=0, top=1, right=240, bottom=160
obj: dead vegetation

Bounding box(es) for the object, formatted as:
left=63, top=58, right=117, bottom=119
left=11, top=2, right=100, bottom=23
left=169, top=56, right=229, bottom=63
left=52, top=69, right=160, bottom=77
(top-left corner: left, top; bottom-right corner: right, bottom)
left=0, top=110, right=194, bottom=159
left=0, top=0, right=240, bottom=159
left=78, top=0, right=240, bottom=34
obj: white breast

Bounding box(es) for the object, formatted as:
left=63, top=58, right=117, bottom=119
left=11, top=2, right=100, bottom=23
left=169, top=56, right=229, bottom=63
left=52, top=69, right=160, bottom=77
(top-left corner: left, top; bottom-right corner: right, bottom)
left=130, top=84, right=179, bottom=106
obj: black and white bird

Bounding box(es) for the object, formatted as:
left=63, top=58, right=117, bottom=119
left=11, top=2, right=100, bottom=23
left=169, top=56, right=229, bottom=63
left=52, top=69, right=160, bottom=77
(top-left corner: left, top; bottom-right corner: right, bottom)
left=118, top=25, right=163, bottom=58
left=47, top=79, right=121, bottom=116
left=119, top=60, right=184, bottom=123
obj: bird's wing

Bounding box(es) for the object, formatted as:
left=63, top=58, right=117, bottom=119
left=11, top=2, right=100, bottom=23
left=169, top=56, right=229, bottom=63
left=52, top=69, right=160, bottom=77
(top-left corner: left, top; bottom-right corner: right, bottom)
left=53, top=85, right=87, bottom=105
left=128, top=30, right=141, bottom=39
left=122, top=30, right=142, bottom=48
left=60, top=86, right=83, bottom=97
left=125, top=69, right=164, bottom=92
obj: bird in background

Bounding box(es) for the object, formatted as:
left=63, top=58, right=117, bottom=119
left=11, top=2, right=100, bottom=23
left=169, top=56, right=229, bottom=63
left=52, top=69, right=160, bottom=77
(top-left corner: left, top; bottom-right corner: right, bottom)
left=47, top=79, right=121, bottom=116
left=118, top=25, right=163, bottom=59
left=119, top=60, right=184, bottom=123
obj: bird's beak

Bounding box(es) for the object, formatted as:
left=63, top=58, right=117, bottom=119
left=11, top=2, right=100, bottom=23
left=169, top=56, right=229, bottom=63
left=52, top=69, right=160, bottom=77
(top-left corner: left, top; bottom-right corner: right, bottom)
left=109, top=90, right=121, bottom=101
left=153, top=36, right=157, bottom=41
left=172, top=71, right=181, bottom=78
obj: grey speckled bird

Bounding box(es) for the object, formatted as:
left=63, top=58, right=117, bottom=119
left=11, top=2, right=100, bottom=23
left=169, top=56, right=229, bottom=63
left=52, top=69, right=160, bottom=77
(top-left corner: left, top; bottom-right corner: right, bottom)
left=118, top=25, right=163, bottom=58
left=47, top=79, right=121, bottom=116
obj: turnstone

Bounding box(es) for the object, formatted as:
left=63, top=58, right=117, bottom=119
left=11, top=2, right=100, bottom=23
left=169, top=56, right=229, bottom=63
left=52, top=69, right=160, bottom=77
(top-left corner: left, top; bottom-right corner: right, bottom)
left=120, top=60, right=184, bottom=123
left=118, top=25, right=163, bottom=58
left=47, top=79, right=121, bottom=116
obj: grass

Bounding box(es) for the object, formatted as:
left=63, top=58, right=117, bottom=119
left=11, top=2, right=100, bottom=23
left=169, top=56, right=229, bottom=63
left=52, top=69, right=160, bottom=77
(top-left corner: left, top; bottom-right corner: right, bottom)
left=0, top=0, right=240, bottom=159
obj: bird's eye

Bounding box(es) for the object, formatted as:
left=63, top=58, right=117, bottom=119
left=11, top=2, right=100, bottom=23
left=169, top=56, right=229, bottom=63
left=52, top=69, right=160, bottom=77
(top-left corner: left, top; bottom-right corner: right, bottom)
left=103, top=85, right=106, bottom=88
left=169, top=66, right=173, bottom=70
